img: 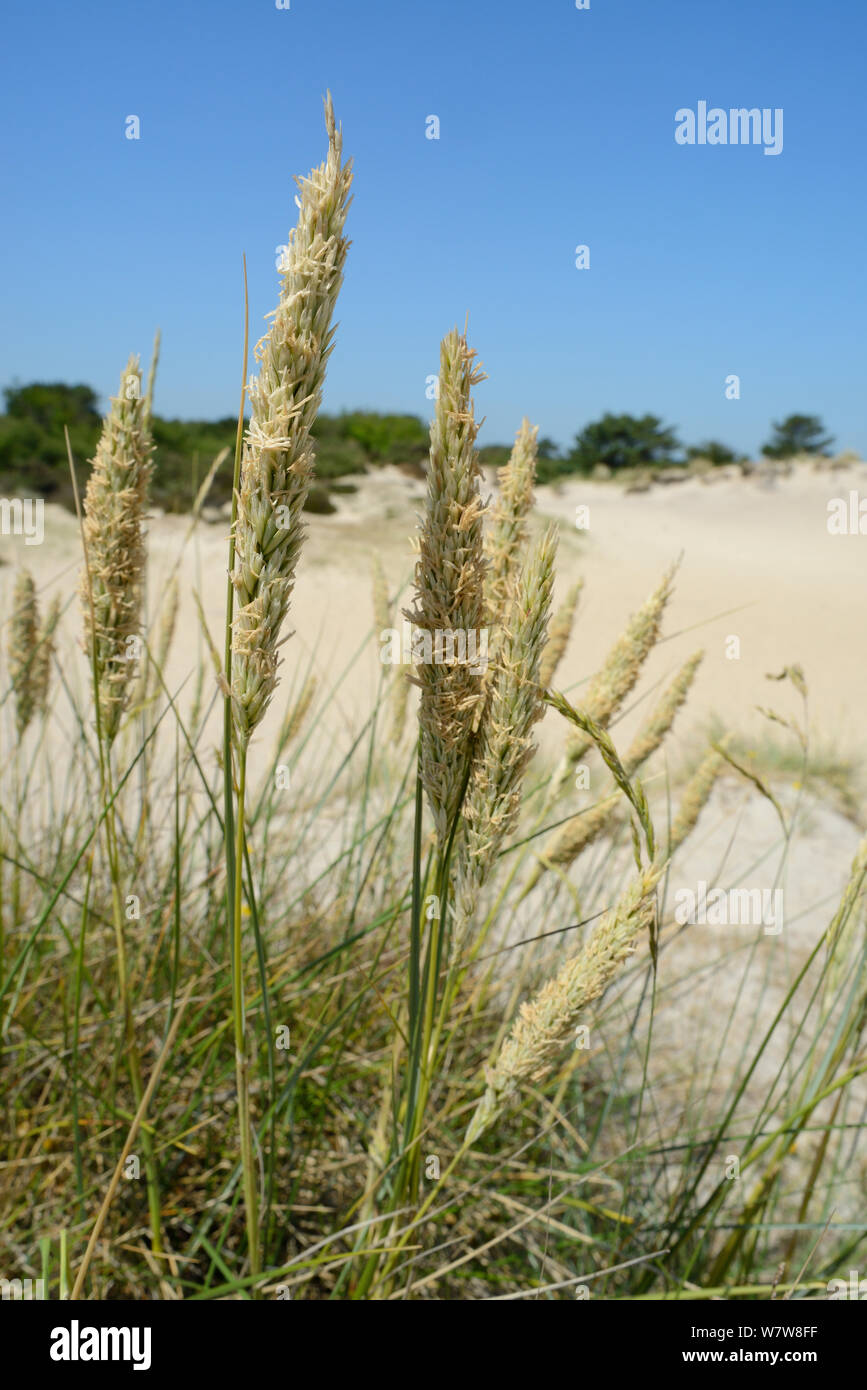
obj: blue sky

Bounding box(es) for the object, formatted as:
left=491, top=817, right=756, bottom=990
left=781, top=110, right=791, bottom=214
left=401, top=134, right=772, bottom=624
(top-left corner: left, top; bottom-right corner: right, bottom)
left=1, top=0, right=864, bottom=455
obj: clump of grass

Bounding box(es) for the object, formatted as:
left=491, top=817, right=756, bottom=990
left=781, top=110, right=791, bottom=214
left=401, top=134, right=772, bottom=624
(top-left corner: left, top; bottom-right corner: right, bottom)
left=356, top=330, right=493, bottom=1283
left=352, top=342, right=563, bottom=1297
left=4, top=93, right=867, bottom=1309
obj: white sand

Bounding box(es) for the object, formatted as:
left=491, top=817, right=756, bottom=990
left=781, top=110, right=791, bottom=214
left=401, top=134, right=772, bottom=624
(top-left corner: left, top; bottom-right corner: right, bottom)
left=6, top=459, right=865, bottom=760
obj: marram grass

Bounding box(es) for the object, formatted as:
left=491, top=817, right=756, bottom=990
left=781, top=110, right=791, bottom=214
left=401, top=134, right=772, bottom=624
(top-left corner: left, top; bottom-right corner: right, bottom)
left=524, top=649, right=704, bottom=891
left=79, top=356, right=152, bottom=745
left=225, top=94, right=352, bottom=1284
left=485, top=417, right=538, bottom=629
left=466, top=860, right=666, bottom=1145
left=539, top=579, right=583, bottom=690
left=407, top=327, right=488, bottom=848
left=550, top=562, right=678, bottom=798
left=2, top=94, right=865, bottom=1306
left=8, top=569, right=39, bottom=740
left=452, top=524, right=557, bottom=956
left=230, top=94, right=353, bottom=748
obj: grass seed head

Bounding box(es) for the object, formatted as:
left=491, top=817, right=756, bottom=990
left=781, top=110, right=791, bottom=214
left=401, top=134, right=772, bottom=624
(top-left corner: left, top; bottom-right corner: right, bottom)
left=32, top=593, right=61, bottom=718
left=623, top=650, right=704, bottom=774
left=453, top=524, right=558, bottom=952
left=539, top=579, right=583, bottom=690
left=564, top=562, right=678, bottom=767
left=371, top=551, right=391, bottom=641
left=668, top=738, right=728, bottom=853
left=485, top=417, right=538, bottom=629
left=407, top=327, right=488, bottom=845
left=231, top=95, right=353, bottom=746
left=9, top=569, right=39, bottom=740
left=525, top=650, right=704, bottom=893
left=466, top=860, right=664, bottom=1144
left=79, top=355, right=152, bottom=744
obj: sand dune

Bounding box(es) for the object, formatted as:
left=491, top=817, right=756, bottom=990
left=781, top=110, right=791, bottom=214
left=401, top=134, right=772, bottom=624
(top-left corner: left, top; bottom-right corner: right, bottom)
left=3, top=459, right=865, bottom=767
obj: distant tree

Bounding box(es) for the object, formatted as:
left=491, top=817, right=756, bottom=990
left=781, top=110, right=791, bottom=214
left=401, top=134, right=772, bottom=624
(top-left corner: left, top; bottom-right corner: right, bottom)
left=567, top=413, right=682, bottom=473
left=478, top=435, right=564, bottom=480
left=335, top=411, right=428, bottom=462
left=686, top=440, right=745, bottom=466
left=477, top=444, right=512, bottom=470
left=761, top=414, right=834, bottom=459
left=3, top=381, right=100, bottom=432
left=0, top=381, right=103, bottom=501
left=532, top=436, right=568, bottom=484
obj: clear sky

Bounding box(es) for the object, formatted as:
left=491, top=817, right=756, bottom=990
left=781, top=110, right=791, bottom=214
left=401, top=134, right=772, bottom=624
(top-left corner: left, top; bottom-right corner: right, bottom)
left=2, top=0, right=864, bottom=456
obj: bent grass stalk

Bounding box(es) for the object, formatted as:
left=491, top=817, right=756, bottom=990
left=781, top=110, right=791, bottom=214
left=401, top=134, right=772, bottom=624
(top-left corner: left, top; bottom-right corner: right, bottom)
left=523, top=650, right=704, bottom=893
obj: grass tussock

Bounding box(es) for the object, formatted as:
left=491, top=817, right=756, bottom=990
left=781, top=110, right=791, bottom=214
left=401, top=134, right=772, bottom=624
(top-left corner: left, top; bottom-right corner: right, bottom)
left=1, top=97, right=866, bottom=1304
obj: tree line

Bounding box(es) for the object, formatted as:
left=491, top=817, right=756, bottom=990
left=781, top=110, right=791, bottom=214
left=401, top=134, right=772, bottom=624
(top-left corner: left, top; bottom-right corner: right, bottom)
left=0, top=380, right=838, bottom=513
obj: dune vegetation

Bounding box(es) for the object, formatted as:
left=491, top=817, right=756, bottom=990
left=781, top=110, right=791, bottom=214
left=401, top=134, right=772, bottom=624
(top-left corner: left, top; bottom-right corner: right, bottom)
left=2, top=98, right=866, bottom=1303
